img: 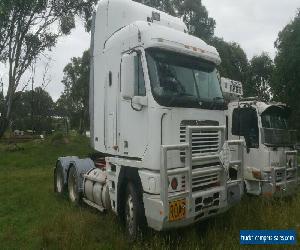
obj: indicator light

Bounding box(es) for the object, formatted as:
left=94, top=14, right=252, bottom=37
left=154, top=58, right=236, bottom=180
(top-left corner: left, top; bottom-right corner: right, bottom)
left=171, top=177, right=178, bottom=190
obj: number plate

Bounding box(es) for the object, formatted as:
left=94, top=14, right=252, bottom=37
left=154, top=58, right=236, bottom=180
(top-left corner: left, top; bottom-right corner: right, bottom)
left=169, top=199, right=186, bottom=222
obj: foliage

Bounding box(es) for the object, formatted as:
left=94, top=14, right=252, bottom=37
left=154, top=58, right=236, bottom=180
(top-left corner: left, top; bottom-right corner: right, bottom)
left=134, top=0, right=216, bottom=41
left=57, top=50, right=90, bottom=134
left=247, top=53, right=274, bottom=101
left=178, top=0, right=216, bottom=41
left=0, top=90, right=4, bottom=117
left=134, top=0, right=177, bottom=16
left=50, top=131, right=68, bottom=144
left=0, top=0, right=98, bottom=137
left=272, top=10, right=300, bottom=130
left=210, top=37, right=249, bottom=82
left=10, top=87, right=55, bottom=133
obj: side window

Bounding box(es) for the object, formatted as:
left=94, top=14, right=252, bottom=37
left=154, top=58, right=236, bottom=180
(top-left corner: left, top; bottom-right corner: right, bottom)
left=134, top=54, right=146, bottom=96
left=232, top=107, right=259, bottom=148
left=109, top=71, right=112, bottom=87
left=232, top=108, right=241, bottom=136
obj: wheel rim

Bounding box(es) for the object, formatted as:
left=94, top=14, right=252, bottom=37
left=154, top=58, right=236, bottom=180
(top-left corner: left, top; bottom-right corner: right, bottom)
left=56, top=168, right=63, bottom=193
left=69, top=171, right=78, bottom=202
left=125, top=194, right=134, bottom=236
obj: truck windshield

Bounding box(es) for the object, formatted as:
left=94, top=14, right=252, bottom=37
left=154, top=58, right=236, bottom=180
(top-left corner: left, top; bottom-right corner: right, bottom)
left=261, top=106, right=296, bottom=146
left=145, top=48, right=225, bottom=110
left=261, top=107, right=289, bottom=129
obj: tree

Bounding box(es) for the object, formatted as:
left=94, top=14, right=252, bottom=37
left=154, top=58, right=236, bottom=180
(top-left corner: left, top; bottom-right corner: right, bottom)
left=11, top=87, right=55, bottom=133
left=272, top=10, right=300, bottom=130
left=59, top=50, right=90, bottom=134
left=0, top=81, right=4, bottom=118
left=210, top=37, right=249, bottom=83
left=247, top=53, right=274, bottom=101
left=177, top=0, right=215, bottom=41
left=0, top=0, right=98, bottom=137
left=134, top=0, right=177, bottom=15
left=134, top=0, right=216, bottom=41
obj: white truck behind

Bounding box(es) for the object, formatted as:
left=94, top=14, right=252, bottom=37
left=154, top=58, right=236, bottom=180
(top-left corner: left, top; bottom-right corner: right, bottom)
left=222, top=77, right=298, bottom=197
left=54, top=0, right=244, bottom=239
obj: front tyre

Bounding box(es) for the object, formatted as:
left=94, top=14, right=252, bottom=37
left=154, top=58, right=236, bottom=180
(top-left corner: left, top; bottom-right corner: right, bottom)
left=124, top=182, right=146, bottom=241
left=68, top=167, right=81, bottom=204
left=54, top=163, right=65, bottom=194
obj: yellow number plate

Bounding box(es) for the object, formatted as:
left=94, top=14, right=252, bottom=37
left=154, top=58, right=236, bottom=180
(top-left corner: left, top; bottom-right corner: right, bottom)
left=169, top=199, right=186, bottom=222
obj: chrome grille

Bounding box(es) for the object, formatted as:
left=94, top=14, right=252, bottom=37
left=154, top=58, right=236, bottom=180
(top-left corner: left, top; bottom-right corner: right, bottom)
left=286, top=169, right=297, bottom=181
left=195, top=192, right=220, bottom=212
left=180, top=120, right=221, bottom=161
left=261, top=128, right=297, bottom=146
left=192, top=172, right=220, bottom=192
left=275, top=170, right=285, bottom=183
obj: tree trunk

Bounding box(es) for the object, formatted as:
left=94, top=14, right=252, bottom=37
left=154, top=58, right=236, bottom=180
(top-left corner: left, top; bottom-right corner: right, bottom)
left=0, top=117, right=8, bottom=138
left=0, top=79, right=15, bottom=138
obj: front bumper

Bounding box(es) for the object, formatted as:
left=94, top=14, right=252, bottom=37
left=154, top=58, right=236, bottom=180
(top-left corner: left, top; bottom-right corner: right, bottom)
left=261, top=167, right=298, bottom=197
left=147, top=125, right=244, bottom=231
left=143, top=180, right=242, bottom=231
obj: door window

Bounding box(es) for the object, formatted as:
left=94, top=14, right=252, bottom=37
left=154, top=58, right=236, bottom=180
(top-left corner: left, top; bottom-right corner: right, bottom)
left=232, top=107, right=259, bottom=148
left=134, top=55, right=146, bottom=96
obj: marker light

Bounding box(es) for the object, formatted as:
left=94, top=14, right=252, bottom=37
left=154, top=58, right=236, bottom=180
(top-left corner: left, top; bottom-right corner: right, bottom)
left=152, top=11, right=161, bottom=21
left=171, top=177, right=178, bottom=190
left=252, top=170, right=262, bottom=180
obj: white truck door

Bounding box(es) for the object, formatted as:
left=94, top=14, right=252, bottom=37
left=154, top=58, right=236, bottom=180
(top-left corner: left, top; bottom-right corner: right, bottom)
left=104, top=70, right=117, bottom=151
left=119, top=51, right=149, bottom=158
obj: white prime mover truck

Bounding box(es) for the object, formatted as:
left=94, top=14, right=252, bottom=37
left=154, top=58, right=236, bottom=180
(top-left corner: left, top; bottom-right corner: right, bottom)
left=221, top=77, right=298, bottom=197
left=54, top=0, right=244, bottom=239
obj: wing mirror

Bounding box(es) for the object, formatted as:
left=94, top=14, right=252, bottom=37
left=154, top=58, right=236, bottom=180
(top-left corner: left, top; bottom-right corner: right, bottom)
left=121, top=52, right=148, bottom=108
left=121, top=53, right=136, bottom=100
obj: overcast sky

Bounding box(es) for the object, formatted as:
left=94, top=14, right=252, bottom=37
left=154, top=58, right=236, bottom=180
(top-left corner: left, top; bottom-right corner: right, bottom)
left=1, top=0, right=299, bottom=101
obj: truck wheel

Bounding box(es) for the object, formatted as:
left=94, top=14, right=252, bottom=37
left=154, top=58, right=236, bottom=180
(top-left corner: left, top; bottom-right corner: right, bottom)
left=124, top=182, right=146, bottom=241
left=68, top=167, right=81, bottom=204
left=54, top=163, right=65, bottom=194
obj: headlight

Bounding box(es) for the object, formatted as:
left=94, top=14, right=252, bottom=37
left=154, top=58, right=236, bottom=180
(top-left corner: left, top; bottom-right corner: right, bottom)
left=252, top=170, right=262, bottom=180
left=262, top=171, right=272, bottom=182
left=286, top=154, right=296, bottom=168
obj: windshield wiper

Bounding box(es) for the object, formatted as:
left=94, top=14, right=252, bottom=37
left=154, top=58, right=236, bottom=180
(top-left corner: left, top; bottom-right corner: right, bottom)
left=206, top=97, right=225, bottom=110
left=165, top=92, right=195, bottom=106
left=213, top=97, right=225, bottom=102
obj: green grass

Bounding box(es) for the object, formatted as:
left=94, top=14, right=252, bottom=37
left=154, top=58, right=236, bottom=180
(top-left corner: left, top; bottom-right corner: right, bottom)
left=0, top=136, right=299, bottom=249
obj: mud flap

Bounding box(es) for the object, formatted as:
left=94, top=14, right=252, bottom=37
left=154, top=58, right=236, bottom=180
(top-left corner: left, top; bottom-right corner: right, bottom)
left=227, top=184, right=240, bottom=205
left=261, top=182, right=273, bottom=196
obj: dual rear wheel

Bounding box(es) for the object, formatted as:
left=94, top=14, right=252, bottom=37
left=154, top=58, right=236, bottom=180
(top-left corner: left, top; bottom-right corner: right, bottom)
left=67, top=167, right=80, bottom=204
left=54, top=165, right=80, bottom=204
left=54, top=163, right=65, bottom=194
left=54, top=166, right=145, bottom=240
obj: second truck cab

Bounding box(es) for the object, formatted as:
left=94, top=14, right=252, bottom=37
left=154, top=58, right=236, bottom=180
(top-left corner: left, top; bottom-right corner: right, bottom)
left=222, top=78, right=298, bottom=197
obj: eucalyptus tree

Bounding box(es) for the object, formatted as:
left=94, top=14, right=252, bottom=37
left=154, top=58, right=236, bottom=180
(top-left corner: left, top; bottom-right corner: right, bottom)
left=58, top=50, right=90, bottom=134
left=0, top=0, right=98, bottom=137
left=134, top=0, right=216, bottom=41
left=272, top=10, right=300, bottom=130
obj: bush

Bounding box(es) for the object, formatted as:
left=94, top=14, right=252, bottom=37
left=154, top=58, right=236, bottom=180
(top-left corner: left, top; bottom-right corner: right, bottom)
left=50, top=132, right=69, bottom=144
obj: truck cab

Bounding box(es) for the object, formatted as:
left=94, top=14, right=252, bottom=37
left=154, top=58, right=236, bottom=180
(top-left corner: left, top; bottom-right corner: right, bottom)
left=222, top=78, right=298, bottom=197
left=55, top=0, right=244, bottom=239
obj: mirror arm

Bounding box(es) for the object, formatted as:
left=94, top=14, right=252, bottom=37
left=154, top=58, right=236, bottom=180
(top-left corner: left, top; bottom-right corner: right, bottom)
left=244, top=135, right=251, bottom=153
left=131, top=98, right=143, bottom=111
left=133, top=96, right=148, bottom=106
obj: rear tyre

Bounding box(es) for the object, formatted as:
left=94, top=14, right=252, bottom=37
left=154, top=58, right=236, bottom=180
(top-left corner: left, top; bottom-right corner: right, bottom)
left=68, top=167, right=81, bottom=204
left=124, top=182, right=146, bottom=241
left=54, top=163, right=65, bottom=194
